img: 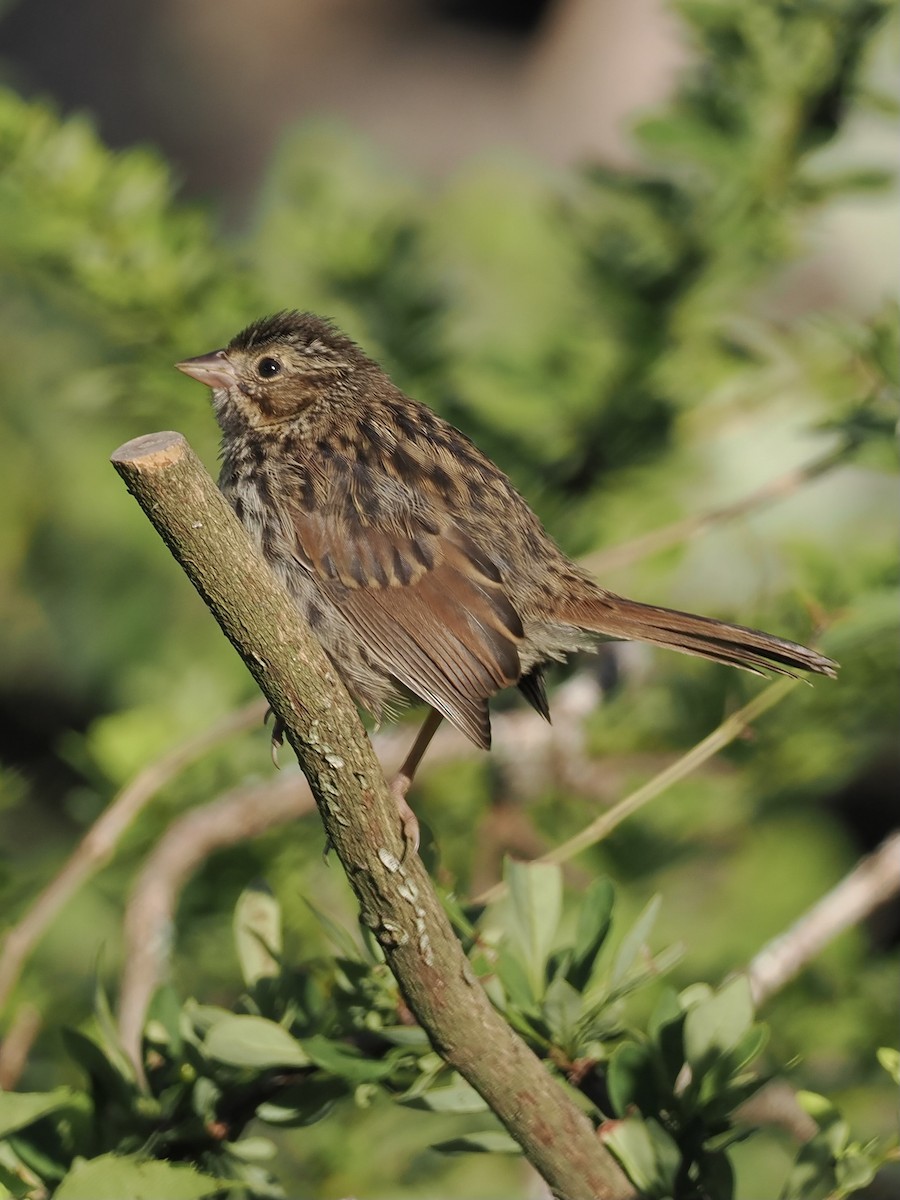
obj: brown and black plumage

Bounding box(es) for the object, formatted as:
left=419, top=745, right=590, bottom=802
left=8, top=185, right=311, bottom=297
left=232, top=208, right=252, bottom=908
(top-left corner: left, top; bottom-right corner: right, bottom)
left=177, top=311, right=837, bottom=822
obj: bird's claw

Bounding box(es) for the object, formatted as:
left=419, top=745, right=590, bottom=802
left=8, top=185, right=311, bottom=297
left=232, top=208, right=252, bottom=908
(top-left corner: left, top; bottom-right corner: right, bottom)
left=264, top=707, right=285, bottom=769
left=390, top=774, right=421, bottom=862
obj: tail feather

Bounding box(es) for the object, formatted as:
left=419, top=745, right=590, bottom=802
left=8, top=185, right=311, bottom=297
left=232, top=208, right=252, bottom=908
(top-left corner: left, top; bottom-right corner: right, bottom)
left=557, top=593, right=838, bottom=680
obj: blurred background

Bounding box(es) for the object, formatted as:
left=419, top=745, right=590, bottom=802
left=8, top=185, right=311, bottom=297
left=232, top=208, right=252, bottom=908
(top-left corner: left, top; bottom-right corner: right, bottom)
left=0, top=0, right=898, bottom=1196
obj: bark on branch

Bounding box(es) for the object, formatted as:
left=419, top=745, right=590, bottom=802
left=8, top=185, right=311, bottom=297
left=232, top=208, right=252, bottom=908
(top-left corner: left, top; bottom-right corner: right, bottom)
left=109, top=430, right=633, bottom=1200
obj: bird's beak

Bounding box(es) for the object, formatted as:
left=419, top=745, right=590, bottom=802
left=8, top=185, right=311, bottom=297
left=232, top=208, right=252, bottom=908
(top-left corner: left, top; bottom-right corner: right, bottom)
left=175, top=350, right=236, bottom=389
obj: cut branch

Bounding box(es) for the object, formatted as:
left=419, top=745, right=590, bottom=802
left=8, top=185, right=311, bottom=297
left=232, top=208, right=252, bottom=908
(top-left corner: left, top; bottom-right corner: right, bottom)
left=109, top=430, right=632, bottom=1200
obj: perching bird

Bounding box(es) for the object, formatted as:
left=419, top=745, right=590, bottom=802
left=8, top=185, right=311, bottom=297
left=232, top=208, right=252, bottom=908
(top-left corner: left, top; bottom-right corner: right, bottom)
left=177, top=311, right=837, bottom=845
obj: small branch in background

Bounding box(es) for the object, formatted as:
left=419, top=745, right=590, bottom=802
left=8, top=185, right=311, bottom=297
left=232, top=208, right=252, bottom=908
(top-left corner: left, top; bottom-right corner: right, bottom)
left=0, top=1004, right=42, bottom=1090
left=583, top=444, right=849, bottom=575
left=110, top=430, right=633, bottom=1200
left=118, top=773, right=315, bottom=1080
left=0, top=698, right=267, bottom=1016
left=748, top=829, right=900, bottom=1007
left=734, top=1080, right=818, bottom=1144
left=474, top=677, right=798, bottom=905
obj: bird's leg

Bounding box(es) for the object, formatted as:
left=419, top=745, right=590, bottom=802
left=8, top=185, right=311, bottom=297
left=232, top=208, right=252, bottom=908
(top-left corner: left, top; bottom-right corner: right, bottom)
left=390, top=708, right=443, bottom=854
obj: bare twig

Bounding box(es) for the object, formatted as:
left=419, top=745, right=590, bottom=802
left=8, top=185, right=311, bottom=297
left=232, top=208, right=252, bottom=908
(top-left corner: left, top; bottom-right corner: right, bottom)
left=734, top=1081, right=818, bottom=1143
left=110, top=430, right=633, bottom=1200
left=748, top=829, right=900, bottom=1006
left=583, top=443, right=848, bottom=575
left=118, top=772, right=315, bottom=1077
left=0, top=699, right=267, bottom=1015
left=0, top=1004, right=42, bottom=1090
left=474, top=678, right=799, bottom=905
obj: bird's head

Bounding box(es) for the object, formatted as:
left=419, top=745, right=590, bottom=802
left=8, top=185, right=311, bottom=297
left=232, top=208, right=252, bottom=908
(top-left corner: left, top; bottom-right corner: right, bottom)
left=176, top=311, right=368, bottom=431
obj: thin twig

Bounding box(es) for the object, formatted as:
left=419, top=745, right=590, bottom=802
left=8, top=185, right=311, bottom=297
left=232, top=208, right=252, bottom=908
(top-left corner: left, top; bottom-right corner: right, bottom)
left=734, top=1081, right=819, bottom=1143
left=0, top=699, right=267, bottom=1015
left=118, top=773, right=315, bottom=1078
left=583, top=444, right=849, bottom=575
left=0, top=1004, right=42, bottom=1090
left=110, top=430, right=633, bottom=1200
left=473, top=678, right=799, bottom=905
left=748, top=829, right=900, bottom=1006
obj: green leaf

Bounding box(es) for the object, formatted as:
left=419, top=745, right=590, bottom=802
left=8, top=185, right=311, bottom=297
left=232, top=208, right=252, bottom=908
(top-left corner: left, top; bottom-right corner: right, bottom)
left=233, top=883, right=282, bottom=987
left=795, top=1090, right=841, bottom=1128
left=607, top=1041, right=658, bottom=1117
left=433, top=1130, right=522, bottom=1155
left=224, top=1136, right=277, bottom=1162
left=610, top=895, right=661, bottom=989
left=0, top=1089, right=77, bottom=1139
left=877, top=1046, right=900, bottom=1085
left=403, top=1081, right=489, bottom=1115
left=495, top=945, right=536, bottom=1010
left=204, top=1015, right=309, bottom=1069
left=301, top=1034, right=394, bottom=1083
left=60, top=1029, right=135, bottom=1108
left=604, top=1115, right=679, bottom=1195
left=0, top=1158, right=31, bottom=1199
left=683, top=975, right=754, bottom=1072
left=568, top=878, right=615, bottom=990
left=190, top=1077, right=221, bottom=1122
left=144, top=985, right=184, bottom=1054
left=54, top=1154, right=226, bottom=1200
left=305, top=898, right=363, bottom=962
left=183, top=1001, right=235, bottom=1036
left=93, top=975, right=136, bottom=1084
left=503, top=859, right=562, bottom=998
left=541, top=975, right=584, bottom=1048
left=377, top=1025, right=431, bottom=1048
left=256, top=1078, right=346, bottom=1127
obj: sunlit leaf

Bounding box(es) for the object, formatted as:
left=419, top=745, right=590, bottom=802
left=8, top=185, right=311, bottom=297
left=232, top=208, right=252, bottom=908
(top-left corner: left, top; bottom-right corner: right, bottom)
left=684, top=976, right=754, bottom=1072
left=432, top=1130, right=522, bottom=1155
left=233, top=883, right=282, bottom=987
left=54, top=1154, right=227, bottom=1200
left=204, top=1016, right=308, bottom=1069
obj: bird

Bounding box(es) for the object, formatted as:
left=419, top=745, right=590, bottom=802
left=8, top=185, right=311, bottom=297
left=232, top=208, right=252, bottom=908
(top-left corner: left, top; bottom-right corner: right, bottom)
left=176, top=311, right=837, bottom=846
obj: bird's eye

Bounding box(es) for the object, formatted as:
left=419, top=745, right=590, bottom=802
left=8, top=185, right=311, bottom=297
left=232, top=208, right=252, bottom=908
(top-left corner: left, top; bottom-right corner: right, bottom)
left=257, top=357, right=282, bottom=379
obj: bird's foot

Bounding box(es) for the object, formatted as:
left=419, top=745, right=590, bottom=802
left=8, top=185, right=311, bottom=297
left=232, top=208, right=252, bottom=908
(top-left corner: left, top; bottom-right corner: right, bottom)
left=264, top=707, right=285, bottom=769
left=389, top=772, right=420, bottom=859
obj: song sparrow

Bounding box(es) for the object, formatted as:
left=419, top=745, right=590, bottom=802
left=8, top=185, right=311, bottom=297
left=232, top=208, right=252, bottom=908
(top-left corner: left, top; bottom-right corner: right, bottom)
left=177, top=312, right=837, bottom=841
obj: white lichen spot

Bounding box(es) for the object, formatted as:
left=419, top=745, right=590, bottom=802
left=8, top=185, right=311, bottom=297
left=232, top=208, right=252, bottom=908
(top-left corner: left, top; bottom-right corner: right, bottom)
left=418, top=929, right=434, bottom=966
left=381, top=919, right=409, bottom=947
left=377, top=848, right=401, bottom=873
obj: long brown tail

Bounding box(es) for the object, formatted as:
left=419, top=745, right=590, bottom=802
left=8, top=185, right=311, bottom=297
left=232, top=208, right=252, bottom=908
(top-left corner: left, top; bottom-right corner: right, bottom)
left=557, top=592, right=838, bottom=679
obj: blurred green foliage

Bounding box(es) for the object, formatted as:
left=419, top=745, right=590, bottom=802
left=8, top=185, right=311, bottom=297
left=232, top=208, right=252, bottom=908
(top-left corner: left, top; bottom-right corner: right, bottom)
left=0, top=0, right=898, bottom=1196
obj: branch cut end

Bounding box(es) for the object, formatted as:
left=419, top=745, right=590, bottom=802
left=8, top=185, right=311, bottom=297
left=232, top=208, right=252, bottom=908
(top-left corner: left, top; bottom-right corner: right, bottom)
left=111, top=431, right=188, bottom=470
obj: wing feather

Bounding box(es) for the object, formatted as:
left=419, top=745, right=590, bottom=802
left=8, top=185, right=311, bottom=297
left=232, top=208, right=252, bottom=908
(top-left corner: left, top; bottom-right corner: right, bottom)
left=285, top=461, right=524, bottom=748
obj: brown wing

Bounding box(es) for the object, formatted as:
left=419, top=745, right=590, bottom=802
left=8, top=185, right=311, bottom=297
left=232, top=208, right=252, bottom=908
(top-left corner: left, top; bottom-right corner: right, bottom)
left=287, top=465, right=524, bottom=748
